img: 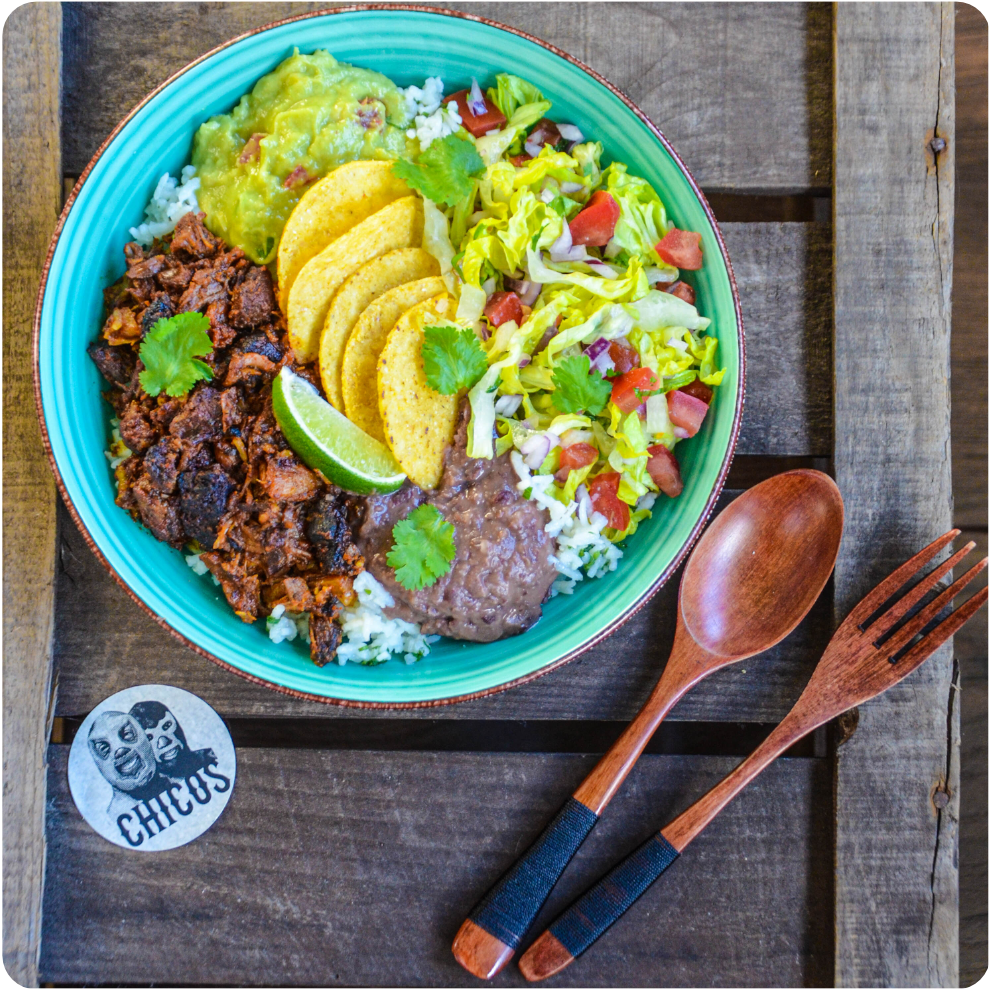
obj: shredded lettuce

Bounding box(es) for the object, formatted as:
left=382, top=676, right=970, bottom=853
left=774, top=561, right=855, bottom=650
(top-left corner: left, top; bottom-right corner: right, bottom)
left=422, top=198, right=457, bottom=293
left=602, top=163, right=675, bottom=272
left=475, top=99, right=551, bottom=165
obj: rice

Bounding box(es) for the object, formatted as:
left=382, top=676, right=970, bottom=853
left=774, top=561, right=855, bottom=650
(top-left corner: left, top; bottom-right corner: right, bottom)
left=401, top=76, right=463, bottom=150
left=510, top=451, right=626, bottom=596
left=104, top=417, right=132, bottom=469
left=265, top=604, right=310, bottom=645
left=129, top=165, right=201, bottom=247
left=335, top=571, right=436, bottom=666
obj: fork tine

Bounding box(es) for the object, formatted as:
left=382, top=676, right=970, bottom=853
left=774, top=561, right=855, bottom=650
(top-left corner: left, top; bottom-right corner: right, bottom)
left=867, top=542, right=977, bottom=640
left=879, top=557, right=988, bottom=658
left=887, top=585, right=989, bottom=675
left=845, top=530, right=960, bottom=628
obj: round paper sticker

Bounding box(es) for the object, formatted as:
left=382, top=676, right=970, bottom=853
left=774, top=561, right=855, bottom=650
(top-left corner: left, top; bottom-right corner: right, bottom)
left=68, top=685, right=236, bottom=850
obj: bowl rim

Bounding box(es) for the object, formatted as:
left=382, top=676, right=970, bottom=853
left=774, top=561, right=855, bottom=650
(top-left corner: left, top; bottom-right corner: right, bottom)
left=33, top=2, right=746, bottom=710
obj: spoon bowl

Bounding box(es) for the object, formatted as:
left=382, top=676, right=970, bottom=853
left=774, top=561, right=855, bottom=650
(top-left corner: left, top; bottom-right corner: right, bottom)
left=681, top=469, right=845, bottom=658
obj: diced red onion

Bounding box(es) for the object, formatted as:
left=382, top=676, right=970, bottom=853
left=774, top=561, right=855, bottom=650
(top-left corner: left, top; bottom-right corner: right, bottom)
left=538, top=188, right=556, bottom=204
left=467, top=77, right=487, bottom=116
left=560, top=181, right=584, bottom=195
left=524, top=137, right=543, bottom=158
left=534, top=325, right=558, bottom=354
left=549, top=222, right=589, bottom=262
left=495, top=394, right=522, bottom=416
left=478, top=323, right=490, bottom=341
left=584, top=337, right=615, bottom=374
left=557, top=124, right=584, bottom=143
left=673, top=426, right=690, bottom=440
left=518, top=354, right=531, bottom=368
left=481, top=276, right=497, bottom=295
left=504, top=277, right=541, bottom=307
left=520, top=431, right=560, bottom=469
left=635, top=402, right=648, bottom=417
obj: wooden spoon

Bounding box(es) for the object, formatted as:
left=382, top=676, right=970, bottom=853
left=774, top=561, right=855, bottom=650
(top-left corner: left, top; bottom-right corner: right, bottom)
left=452, top=470, right=844, bottom=979
left=519, top=530, right=988, bottom=981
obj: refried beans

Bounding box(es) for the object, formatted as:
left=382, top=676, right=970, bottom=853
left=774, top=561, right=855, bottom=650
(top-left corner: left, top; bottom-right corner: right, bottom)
left=356, top=404, right=558, bottom=642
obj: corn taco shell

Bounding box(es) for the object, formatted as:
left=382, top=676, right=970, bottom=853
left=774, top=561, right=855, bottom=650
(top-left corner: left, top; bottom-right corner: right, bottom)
left=287, top=195, right=423, bottom=363
left=342, top=275, right=446, bottom=441
left=277, top=161, right=410, bottom=300
left=377, top=293, right=458, bottom=490
left=320, top=248, right=440, bottom=410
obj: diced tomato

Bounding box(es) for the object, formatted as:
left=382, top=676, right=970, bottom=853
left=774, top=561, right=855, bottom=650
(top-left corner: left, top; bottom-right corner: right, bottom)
left=484, top=291, right=524, bottom=328
left=509, top=153, right=533, bottom=167
left=443, top=90, right=506, bottom=137
left=589, top=472, right=630, bottom=531
left=555, top=442, right=598, bottom=482
left=610, top=367, right=660, bottom=413
left=646, top=445, right=683, bottom=498
left=608, top=340, right=639, bottom=375
left=679, top=378, right=713, bottom=404
left=568, top=191, right=621, bottom=247
left=663, top=280, right=696, bottom=305
left=667, top=389, right=709, bottom=437
left=656, top=228, right=703, bottom=270
left=283, top=165, right=313, bottom=189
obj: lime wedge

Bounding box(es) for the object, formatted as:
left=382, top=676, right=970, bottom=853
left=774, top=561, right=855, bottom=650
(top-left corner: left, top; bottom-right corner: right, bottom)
left=272, top=367, right=406, bottom=495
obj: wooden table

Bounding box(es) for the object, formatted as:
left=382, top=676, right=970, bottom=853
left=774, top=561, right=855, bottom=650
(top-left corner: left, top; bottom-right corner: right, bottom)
left=3, top=4, right=959, bottom=985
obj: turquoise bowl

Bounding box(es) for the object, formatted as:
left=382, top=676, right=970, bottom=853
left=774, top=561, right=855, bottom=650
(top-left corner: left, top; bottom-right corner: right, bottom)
left=35, top=6, right=744, bottom=707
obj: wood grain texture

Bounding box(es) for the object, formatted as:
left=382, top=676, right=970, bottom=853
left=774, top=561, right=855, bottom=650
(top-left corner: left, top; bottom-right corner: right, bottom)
left=53, top=487, right=832, bottom=724
left=833, top=5, right=957, bottom=986
left=40, top=746, right=833, bottom=987
left=61, top=2, right=832, bottom=193
left=2, top=5, right=63, bottom=986
left=953, top=9, right=987, bottom=983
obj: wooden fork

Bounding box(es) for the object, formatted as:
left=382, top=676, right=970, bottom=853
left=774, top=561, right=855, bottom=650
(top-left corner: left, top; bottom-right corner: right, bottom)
left=518, top=530, right=988, bottom=981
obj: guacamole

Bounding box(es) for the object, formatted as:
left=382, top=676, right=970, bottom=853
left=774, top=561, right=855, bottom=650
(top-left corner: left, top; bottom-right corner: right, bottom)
left=192, top=50, right=415, bottom=264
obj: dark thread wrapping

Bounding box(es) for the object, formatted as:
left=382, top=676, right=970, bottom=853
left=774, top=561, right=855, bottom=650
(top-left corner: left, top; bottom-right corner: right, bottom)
left=470, top=797, right=598, bottom=950
left=550, top=834, right=679, bottom=958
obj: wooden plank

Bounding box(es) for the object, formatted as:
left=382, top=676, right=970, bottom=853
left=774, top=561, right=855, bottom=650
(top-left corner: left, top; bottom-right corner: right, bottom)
left=832, top=5, right=957, bottom=986
left=53, top=485, right=831, bottom=724
left=1, top=5, right=63, bottom=986
left=61, top=2, right=832, bottom=192
left=52, top=220, right=831, bottom=722
left=40, top=746, right=833, bottom=986
left=953, top=8, right=987, bottom=982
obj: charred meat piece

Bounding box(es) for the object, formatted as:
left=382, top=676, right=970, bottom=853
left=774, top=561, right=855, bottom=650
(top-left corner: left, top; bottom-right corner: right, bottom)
left=219, top=387, right=245, bottom=433
left=88, top=340, right=136, bottom=388
left=128, top=255, right=168, bottom=281
left=118, top=401, right=156, bottom=453
left=124, top=242, right=146, bottom=266
left=229, top=267, right=277, bottom=328
left=310, top=574, right=357, bottom=608
left=264, top=577, right=315, bottom=614
left=157, top=260, right=193, bottom=294
left=200, top=552, right=262, bottom=622
left=178, top=465, right=234, bottom=549
left=168, top=386, right=222, bottom=443
left=170, top=211, right=221, bottom=260
left=102, top=307, right=142, bottom=346
left=238, top=331, right=283, bottom=363
left=143, top=436, right=183, bottom=493
left=306, top=494, right=364, bottom=576
left=148, top=395, right=186, bottom=433
left=224, top=350, right=278, bottom=388
left=130, top=474, right=184, bottom=547
left=309, top=613, right=343, bottom=667
left=178, top=265, right=231, bottom=313
left=261, top=454, right=319, bottom=503
left=141, top=293, right=174, bottom=336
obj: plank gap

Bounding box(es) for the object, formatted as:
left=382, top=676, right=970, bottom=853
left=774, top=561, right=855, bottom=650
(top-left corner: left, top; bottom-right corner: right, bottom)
left=51, top=715, right=826, bottom=758
left=705, top=191, right=831, bottom=223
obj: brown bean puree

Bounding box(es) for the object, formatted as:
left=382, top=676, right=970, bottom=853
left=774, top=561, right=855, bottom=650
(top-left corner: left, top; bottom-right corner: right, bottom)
left=356, top=405, right=558, bottom=641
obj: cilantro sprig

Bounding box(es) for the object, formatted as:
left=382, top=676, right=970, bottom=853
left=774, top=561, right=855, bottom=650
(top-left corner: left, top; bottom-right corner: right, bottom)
left=421, top=325, right=488, bottom=395
left=387, top=504, right=456, bottom=591
left=138, top=312, right=214, bottom=397
left=393, top=133, right=485, bottom=207
left=551, top=354, right=611, bottom=415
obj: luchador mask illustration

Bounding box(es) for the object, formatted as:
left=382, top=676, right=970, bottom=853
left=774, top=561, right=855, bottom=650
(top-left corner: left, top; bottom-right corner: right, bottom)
left=130, top=701, right=187, bottom=767
left=87, top=711, right=157, bottom=791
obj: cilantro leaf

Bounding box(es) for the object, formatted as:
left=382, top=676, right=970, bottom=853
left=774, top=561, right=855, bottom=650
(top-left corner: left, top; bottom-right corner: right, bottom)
left=138, top=312, right=214, bottom=397
left=387, top=504, right=456, bottom=590
left=421, top=324, right=488, bottom=395
left=548, top=195, right=581, bottom=220
left=551, top=354, right=612, bottom=415
left=393, top=133, right=485, bottom=207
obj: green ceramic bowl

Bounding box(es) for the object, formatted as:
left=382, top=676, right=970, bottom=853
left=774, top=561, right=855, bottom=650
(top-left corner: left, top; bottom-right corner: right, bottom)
left=35, top=6, right=744, bottom=707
